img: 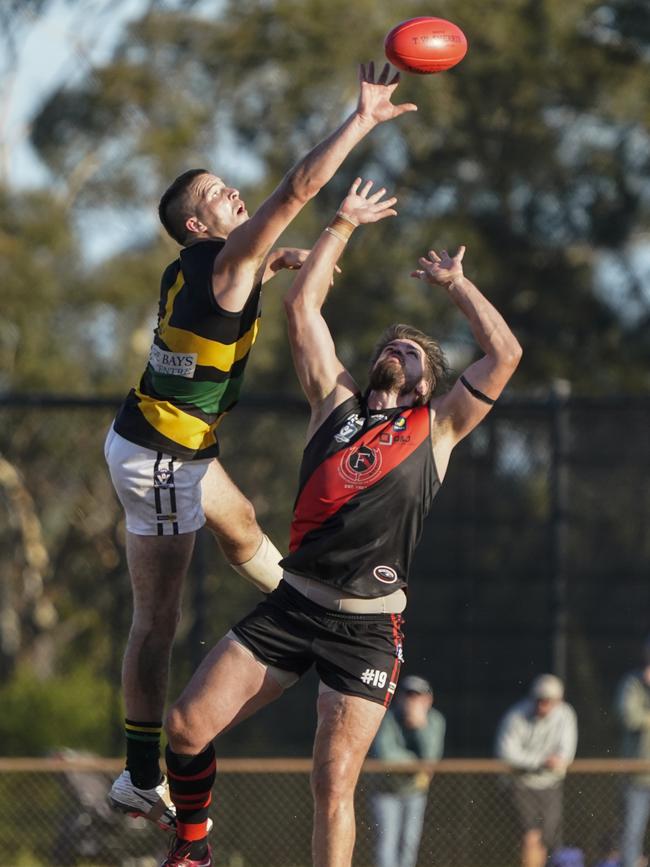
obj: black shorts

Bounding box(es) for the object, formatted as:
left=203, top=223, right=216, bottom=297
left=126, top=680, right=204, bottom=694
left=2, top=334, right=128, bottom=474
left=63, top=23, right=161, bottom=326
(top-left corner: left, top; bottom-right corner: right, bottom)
left=511, top=779, right=563, bottom=848
left=231, top=580, right=404, bottom=707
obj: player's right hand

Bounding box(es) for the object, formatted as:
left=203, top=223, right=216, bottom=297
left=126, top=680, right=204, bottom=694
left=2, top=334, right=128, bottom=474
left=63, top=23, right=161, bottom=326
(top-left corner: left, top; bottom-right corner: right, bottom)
left=356, top=61, right=417, bottom=125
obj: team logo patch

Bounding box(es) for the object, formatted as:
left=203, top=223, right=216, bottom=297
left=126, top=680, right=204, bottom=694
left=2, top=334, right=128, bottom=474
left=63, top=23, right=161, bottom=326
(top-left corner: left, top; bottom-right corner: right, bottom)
left=392, top=416, right=407, bottom=432
left=395, top=641, right=405, bottom=663
left=373, top=565, right=399, bottom=584
left=334, top=413, right=364, bottom=444
left=154, top=467, right=174, bottom=489
left=338, top=445, right=382, bottom=486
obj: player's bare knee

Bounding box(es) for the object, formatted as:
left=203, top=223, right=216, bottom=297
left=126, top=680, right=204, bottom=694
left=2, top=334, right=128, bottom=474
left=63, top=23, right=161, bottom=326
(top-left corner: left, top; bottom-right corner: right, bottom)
left=165, top=704, right=205, bottom=754
left=131, top=604, right=182, bottom=642
left=310, top=762, right=353, bottom=807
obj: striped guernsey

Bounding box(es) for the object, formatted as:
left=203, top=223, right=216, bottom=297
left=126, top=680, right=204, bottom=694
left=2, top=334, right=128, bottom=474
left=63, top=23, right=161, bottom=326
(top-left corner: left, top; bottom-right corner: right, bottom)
left=113, top=239, right=262, bottom=460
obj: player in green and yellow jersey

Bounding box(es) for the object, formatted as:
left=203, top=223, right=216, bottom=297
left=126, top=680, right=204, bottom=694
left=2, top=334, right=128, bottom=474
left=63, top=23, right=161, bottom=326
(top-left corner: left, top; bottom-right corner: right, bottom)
left=104, top=62, right=418, bottom=839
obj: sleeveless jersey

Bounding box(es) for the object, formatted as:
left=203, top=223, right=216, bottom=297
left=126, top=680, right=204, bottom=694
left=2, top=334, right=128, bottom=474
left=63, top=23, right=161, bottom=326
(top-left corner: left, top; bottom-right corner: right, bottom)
left=280, top=394, right=440, bottom=597
left=113, top=239, right=262, bottom=460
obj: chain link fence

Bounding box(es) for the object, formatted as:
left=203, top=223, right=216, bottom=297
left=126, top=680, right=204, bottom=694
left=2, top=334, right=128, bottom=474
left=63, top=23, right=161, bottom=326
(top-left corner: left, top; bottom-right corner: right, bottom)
left=1, top=394, right=650, bottom=759
left=0, top=757, right=648, bottom=866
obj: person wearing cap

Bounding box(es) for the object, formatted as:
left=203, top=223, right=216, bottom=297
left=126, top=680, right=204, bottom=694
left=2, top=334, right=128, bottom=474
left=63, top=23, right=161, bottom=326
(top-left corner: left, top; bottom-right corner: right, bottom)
left=495, top=674, right=578, bottom=867
left=368, top=674, right=446, bottom=867
left=616, top=635, right=650, bottom=867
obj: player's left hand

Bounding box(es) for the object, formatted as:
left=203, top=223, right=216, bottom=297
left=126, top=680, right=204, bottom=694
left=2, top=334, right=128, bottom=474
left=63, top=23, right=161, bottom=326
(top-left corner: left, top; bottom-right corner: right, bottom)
left=356, top=61, right=418, bottom=125
left=411, top=246, right=466, bottom=288
left=338, top=177, right=397, bottom=227
left=276, top=248, right=310, bottom=270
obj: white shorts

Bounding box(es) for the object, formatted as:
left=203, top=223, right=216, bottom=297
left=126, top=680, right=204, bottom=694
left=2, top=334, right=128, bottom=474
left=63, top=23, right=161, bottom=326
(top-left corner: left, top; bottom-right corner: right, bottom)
left=104, top=425, right=212, bottom=536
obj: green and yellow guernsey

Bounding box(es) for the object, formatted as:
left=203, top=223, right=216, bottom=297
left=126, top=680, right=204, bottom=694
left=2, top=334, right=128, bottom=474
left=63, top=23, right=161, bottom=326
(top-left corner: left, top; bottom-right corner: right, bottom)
left=113, top=239, right=262, bottom=460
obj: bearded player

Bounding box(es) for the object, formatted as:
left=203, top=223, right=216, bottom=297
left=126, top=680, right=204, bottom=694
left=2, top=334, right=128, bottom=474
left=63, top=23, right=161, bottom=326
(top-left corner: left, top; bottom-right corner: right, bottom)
left=155, top=177, right=521, bottom=867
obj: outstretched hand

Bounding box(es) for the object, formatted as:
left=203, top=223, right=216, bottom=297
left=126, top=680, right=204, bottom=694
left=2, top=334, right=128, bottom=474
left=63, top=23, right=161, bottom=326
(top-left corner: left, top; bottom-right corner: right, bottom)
left=338, top=177, right=397, bottom=227
left=357, top=62, right=417, bottom=125
left=411, top=246, right=466, bottom=288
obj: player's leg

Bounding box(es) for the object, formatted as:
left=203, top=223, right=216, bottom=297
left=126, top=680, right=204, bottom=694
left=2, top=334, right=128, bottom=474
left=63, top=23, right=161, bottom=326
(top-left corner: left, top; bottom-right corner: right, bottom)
left=311, top=689, right=386, bottom=867
left=104, top=429, right=207, bottom=830
left=109, top=531, right=195, bottom=830
left=201, top=459, right=283, bottom=592
left=161, top=636, right=288, bottom=866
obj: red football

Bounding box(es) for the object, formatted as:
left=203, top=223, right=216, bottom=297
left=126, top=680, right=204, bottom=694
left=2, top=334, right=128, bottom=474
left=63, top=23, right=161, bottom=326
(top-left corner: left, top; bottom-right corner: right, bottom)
left=384, top=16, right=468, bottom=75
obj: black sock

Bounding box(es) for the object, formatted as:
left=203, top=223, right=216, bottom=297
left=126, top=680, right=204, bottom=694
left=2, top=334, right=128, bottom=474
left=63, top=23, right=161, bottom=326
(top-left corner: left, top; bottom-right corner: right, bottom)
left=166, top=743, right=216, bottom=857
left=124, top=718, right=163, bottom=790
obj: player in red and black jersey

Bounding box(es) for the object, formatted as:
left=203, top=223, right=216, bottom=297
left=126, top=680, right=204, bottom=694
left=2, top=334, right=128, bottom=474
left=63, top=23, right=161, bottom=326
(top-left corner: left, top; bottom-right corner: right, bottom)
left=159, top=178, right=521, bottom=867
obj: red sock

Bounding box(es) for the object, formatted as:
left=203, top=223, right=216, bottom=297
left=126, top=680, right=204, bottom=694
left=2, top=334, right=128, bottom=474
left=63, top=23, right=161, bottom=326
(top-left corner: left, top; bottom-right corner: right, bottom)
left=165, top=744, right=216, bottom=856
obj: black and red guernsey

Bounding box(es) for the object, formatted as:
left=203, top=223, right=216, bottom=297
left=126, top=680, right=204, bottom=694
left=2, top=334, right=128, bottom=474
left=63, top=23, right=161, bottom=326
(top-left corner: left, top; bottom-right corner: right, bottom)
left=280, top=394, right=441, bottom=598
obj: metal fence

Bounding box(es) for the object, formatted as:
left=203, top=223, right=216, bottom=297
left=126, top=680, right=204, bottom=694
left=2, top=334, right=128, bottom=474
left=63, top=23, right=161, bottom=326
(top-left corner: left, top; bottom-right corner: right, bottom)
left=0, top=757, right=648, bottom=866
left=1, top=393, right=649, bottom=759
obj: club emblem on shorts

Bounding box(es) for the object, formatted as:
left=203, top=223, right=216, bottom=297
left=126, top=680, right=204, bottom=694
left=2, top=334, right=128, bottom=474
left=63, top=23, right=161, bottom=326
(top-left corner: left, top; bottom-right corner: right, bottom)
left=392, top=416, right=407, bottom=432
left=154, top=466, right=174, bottom=489
left=338, top=445, right=382, bottom=486
left=373, top=565, right=398, bottom=584
left=395, top=641, right=404, bottom=663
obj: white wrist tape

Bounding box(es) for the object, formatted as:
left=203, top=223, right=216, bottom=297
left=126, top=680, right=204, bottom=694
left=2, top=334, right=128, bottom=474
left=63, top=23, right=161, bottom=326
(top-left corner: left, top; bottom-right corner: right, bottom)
left=230, top=534, right=283, bottom=594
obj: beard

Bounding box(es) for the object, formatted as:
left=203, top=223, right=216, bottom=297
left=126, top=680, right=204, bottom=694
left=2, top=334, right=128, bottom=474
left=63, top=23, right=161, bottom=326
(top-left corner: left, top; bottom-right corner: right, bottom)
left=368, top=357, right=419, bottom=397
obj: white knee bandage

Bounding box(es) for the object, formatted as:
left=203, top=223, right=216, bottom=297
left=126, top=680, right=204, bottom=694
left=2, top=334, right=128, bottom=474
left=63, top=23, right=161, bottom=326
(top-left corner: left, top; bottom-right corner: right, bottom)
left=230, top=534, right=283, bottom=593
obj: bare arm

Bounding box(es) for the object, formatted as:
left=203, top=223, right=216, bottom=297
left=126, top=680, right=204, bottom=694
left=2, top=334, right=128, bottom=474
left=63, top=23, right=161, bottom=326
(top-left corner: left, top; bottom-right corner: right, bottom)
left=214, top=63, right=416, bottom=310
left=412, top=247, right=522, bottom=462
left=284, top=178, right=397, bottom=435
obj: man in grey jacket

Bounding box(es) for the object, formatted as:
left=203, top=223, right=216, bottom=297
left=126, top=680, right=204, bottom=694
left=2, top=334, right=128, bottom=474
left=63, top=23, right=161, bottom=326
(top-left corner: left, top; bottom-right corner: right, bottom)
left=496, top=674, right=578, bottom=867
left=617, top=636, right=650, bottom=867
left=369, top=675, right=445, bottom=867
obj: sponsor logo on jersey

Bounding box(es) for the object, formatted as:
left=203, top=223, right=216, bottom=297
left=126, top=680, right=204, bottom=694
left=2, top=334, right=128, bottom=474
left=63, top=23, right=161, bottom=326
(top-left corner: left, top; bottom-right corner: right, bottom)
left=149, top=344, right=198, bottom=378
left=338, top=445, right=382, bottom=486
left=380, top=432, right=411, bottom=445
left=392, top=416, right=407, bottom=432
left=334, top=413, right=365, bottom=444
left=373, top=565, right=399, bottom=584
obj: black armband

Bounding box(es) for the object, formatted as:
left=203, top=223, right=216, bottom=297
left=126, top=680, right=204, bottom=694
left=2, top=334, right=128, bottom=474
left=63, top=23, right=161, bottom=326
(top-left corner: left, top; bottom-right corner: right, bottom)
left=460, top=375, right=496, bottom=406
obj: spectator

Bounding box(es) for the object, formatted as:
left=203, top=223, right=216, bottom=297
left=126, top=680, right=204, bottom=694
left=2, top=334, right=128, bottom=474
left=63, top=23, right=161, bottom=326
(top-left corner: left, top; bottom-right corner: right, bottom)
left=369, top=674, right=445, bottom=867
left=496, top=674, right=578, bottom=867
left=617, top=635, right=650, bottom=867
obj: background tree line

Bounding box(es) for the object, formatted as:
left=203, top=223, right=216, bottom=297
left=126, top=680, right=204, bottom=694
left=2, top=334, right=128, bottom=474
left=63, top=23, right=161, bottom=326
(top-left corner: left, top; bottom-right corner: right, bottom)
left=0, top=0, right=649, bottom=757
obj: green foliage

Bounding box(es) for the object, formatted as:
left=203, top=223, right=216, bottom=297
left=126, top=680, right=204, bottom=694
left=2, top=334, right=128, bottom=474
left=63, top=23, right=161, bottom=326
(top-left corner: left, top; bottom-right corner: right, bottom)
left=0, top=665, right=114, bottom=755
left=1, top=0, right=650, bottom=758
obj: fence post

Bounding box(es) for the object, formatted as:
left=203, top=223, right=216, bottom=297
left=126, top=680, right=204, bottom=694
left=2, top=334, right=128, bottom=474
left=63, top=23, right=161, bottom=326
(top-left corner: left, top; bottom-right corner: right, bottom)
left=549, top=379, right=571, bottom=683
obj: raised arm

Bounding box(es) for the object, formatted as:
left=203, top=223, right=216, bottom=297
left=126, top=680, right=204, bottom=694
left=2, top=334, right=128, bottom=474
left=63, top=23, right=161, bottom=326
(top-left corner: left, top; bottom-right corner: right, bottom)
left=412, top=247, right=522, bottom=452
left=214, top=64, right=416, bottom=310
left=284, top=178, right=397, bottom=434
